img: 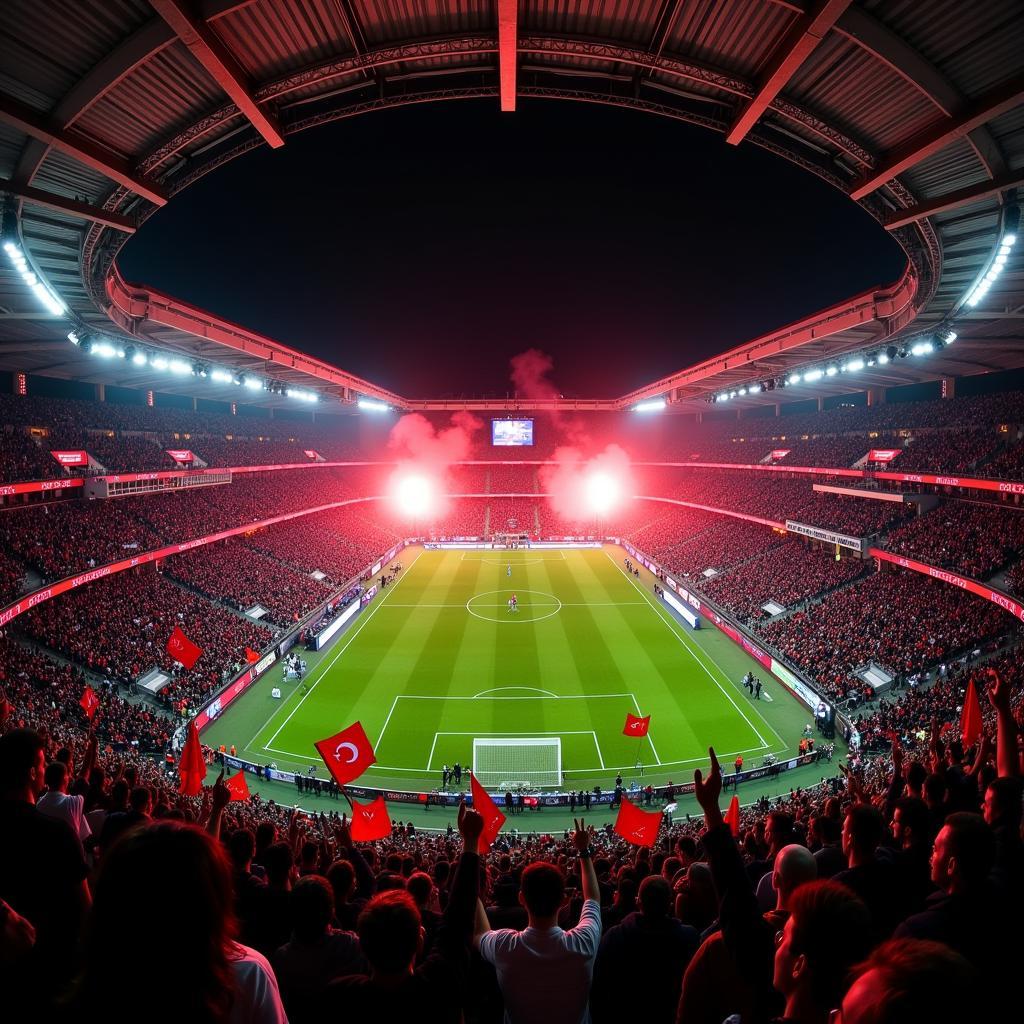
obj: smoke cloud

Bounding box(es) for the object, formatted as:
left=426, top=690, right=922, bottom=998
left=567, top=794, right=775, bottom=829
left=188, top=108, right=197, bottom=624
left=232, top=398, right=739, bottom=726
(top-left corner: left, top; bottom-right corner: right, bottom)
left=509, top=348, right=591, bottom=448
left=539, top=443, right=635, bottom=522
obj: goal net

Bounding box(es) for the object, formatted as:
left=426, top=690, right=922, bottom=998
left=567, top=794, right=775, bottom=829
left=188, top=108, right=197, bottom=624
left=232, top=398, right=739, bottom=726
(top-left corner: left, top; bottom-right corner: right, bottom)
left=472, top=737, right=562, bottom=789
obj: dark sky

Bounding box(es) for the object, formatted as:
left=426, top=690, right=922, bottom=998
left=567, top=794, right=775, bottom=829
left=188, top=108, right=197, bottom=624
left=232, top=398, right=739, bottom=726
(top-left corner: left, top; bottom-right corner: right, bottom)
left=119, top=99, right=906, bottom=399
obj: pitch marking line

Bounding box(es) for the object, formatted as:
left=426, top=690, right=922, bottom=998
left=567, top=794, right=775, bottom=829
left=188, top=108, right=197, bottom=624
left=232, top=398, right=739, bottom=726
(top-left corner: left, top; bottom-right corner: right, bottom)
left=426, top=731, right=603, bottom=771
left=381, top=601, right=647, bottom=608
left=472, top=686, right=559, bottom=697
left=261, top=549, right=425, bottom=752
left=605, top=549, right=782, bottom=751
left=263, top=742, right=766, bottom=775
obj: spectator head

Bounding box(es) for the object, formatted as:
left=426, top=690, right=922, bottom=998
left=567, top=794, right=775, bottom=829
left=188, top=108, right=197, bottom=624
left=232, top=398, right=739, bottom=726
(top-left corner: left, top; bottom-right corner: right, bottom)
left=254, top=820, right=276, bottom=855
left=519, top=862, right=565, bottom=922
left=923, top=773, right=947, bottom=808
left=905, top=760, right=927, bottom=796
left=129, top=786, right=152, bottom=816
left=406, top=871, right=434, bottom=909
left=661, top=855, right=681, bottom=881
left=773, top=881, right=871, bottom=1017
left=930, top=813, right=995, bottom=893
left=674, top=862, right=717, bottom=932
left=0, top=728, right=47, bottom=801
left=766, top=811, right=795, bottom=854
left=771, top=844, right=817, bottom=908
left=327, top=859, right=355, bottom=904
left=841, top=804, right=884, bottom=863
left=675, top=835, right=698, bottom=865
left=839, top=938, right=975, bottom=1024
left=263, top=841, right=294, bottom=887
left=357, top=890, right=423, bottom=976
left=890, top=797, right=929, bottom=850
left=291, top=875, right=335, bottom=943
left=983, top=776, right=1023, bottom=830
left=810, top=814, right=840, bottom=848
left=226, top=828, right=255, bottom=870
left=638, top=875, right=673, bottom=918
left=44, top=760, right=68, bottom=793
left=74, top=822, right=237, bottom=1017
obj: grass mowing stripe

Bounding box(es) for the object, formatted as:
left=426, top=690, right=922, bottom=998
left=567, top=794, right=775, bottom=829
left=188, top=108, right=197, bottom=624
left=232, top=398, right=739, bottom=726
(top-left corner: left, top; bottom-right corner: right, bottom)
left=603, top=548, right=782, bottom=750
left=261, top=549, right=424, bottom=750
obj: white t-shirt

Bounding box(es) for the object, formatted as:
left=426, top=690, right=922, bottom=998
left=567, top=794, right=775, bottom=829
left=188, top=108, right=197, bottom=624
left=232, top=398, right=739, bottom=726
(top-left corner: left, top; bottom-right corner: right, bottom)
left=228, top=943, right=288, bottom=1024
left=36, top=791, right=91, bottom=843
left=478, top=899, right=602, bottom=1024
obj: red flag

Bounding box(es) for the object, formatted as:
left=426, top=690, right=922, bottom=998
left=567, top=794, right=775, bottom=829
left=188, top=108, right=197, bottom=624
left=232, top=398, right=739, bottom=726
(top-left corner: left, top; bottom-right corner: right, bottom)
left=349, top=795, right=393, bottom=842
left=960, top=679, right=983, bottom=749
left=623, top=712, right=651, bottom=737
left=724, top=795, right=741, bottom=837
left=178, top=720, right=207, bottom=796
left=613, top=796, right=661, bottom=847
left=224, top=771, right=250, bottom=802
left=166, top=626, right=203, bottom=669
left=244, top=647, right=260, bottom=664
left=314, top=722, right=376, bottom=786
left=470, top=773, right=506, bottom=853
left=79, top=686, right=100, bottom=720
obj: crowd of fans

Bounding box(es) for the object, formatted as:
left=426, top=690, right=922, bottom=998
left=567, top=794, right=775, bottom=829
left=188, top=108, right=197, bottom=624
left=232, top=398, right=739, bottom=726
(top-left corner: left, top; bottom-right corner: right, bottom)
left=163, top=543, right=333, bottom=627
left=883, top=501, right=1024, bottom=580
left=2, top=642, right=1020, bottom=1021
left=756, top=569, right=1019, bottom=704
left=699, top=542, right=868, bottom=624
left=18, top=572, right=274, bottom=713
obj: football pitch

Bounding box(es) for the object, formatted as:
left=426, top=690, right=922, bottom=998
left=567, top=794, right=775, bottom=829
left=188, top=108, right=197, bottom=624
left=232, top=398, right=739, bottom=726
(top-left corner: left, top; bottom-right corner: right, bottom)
left=207, top=545, right=807, bottom=792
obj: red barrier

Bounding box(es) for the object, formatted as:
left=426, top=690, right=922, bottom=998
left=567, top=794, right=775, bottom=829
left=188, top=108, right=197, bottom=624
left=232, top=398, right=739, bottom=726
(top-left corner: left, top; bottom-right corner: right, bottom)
left=870, top=547, right=1024, bottom=624
left=0, top=477, right=83, bottom=496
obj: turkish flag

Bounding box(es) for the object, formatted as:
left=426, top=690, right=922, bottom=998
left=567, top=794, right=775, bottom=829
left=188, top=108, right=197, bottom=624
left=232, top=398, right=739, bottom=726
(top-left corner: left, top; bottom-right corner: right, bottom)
left=470, top=772, right=506, bottom=853
left=960, top=679, right=983, bottom=749
left=79, top=686, right=100, bottom=720
left=350, top=795, right=393, bottom=841
left=724, top=795, right=741, bottom=837
left=623, top=712, right=651, bottom=737
left=314, top=722, right=376, bottom=786
left=613, top=796, right=661, bottom=847
left=244, top=647, right=261, bottom=664
left=166, top=626, right=203, bottom=669
left=225, top=771, right=250, bottom=802
left=178, top=720, right=207, bottom=796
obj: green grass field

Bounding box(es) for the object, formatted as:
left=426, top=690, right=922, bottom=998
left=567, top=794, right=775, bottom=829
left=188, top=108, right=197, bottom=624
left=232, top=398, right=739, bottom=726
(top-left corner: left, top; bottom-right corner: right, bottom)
left=205, top=544, right=816, bottom=795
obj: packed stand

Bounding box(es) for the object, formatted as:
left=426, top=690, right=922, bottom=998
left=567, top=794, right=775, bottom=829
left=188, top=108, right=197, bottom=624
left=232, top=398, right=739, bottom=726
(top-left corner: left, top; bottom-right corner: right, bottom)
left=659, top=518, right=787, bottom=580
left=699, top=542, right=868, bottom=623
left=889, top=430, right=1002, bottom=475
left=487, top=498, right=536, bottom=535
left=18, top=572, right=274, bottom=711
left=488, top=464, right=538, bottom=492
left=882, top=501, right=1024, bottom=580
left=756, top=569, right=1019, bottom=703
left=163, top=543, right=333, bottom=627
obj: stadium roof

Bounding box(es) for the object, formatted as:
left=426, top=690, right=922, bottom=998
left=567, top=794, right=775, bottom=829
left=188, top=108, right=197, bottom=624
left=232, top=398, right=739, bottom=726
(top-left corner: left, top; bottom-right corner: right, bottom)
left=0, top=0, right=1021, bottom=413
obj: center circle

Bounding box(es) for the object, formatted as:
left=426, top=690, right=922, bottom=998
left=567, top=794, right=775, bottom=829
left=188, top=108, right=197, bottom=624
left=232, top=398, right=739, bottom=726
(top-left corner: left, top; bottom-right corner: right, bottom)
left=466, top=589, right=563, bottom=624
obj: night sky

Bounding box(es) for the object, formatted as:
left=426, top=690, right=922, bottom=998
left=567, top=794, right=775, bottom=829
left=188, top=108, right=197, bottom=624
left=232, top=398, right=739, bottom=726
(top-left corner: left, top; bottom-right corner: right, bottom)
left=119, top=100, right=906, bottom=399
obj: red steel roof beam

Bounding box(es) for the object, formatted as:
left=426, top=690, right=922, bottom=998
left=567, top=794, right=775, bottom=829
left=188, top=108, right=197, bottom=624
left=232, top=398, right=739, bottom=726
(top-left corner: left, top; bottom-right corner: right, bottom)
left=851, top=73, right=1024, bottom=201
left=0, top=93, right=167, bottom=206
left=150, top=0, right=285, bottom=149
left=497, top=0, right=518, bottom=112
left=726, top=0, right=852, bottom=146
left=884, top=170, right=1024, bottom=231
left=2, top=179, right=136, bottom=232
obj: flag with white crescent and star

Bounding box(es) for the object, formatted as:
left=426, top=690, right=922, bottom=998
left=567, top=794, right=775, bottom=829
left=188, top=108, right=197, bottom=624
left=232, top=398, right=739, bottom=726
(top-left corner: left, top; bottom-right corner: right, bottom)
left=469, top=772, right=506, bottom=853
left=612, top=795, right=661, bottom=847
left=314, top=721, right=377, bottom=786
left=622, top=712, right=651, bottom=737
left=349, top=795, right=393, bottom=841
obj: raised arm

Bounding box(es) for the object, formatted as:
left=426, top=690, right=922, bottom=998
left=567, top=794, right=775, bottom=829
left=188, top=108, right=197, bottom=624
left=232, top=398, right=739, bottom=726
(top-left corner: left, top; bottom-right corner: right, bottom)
left=987, top=667, right=1019, bottom=779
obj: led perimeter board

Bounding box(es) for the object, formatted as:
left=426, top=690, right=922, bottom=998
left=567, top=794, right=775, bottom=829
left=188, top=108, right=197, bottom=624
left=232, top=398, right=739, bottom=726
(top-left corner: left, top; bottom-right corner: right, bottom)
left=492, top=419, right=534, bottom=446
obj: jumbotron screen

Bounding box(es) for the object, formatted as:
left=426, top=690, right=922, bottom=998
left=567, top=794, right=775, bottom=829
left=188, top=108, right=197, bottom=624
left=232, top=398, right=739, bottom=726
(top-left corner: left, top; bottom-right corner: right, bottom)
left=491, top=419, right=534, bottom=446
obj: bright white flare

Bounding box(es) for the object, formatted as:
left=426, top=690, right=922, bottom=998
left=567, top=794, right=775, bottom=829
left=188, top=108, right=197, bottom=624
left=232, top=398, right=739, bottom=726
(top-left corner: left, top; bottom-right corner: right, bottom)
left=585, top=472, right=619, bottom=516
left=394, top=474, right=434, bottom=518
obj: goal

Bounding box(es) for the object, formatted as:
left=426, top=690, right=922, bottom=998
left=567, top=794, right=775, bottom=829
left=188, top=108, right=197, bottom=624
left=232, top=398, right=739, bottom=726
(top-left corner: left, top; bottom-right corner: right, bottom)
left=472, top=737, right=562, bottom=789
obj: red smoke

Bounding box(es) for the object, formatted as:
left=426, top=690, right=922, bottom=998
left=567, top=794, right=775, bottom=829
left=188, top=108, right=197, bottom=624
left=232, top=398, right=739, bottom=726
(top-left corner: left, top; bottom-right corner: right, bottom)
left=510, top=348, right=590, bottom=447
left=540, top=443, right=635, bottom=522
left=387, top=412, right=483, bottom=519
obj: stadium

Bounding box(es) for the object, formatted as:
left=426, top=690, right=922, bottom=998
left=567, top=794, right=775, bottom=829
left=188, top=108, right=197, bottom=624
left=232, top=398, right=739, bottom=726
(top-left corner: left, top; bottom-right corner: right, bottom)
left=0, top=1, right=1022, bottom=1021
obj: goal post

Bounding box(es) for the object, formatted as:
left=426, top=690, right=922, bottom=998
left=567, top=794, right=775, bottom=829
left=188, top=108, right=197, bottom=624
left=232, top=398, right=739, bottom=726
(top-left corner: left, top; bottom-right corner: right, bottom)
left=472, top=737, right=562, bottom=789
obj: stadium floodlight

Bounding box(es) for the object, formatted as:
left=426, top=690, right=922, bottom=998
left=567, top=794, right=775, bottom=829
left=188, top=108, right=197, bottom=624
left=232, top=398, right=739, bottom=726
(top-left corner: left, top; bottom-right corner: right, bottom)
left=910, top=340, right=933, bottom=356
left=804, top=368, right=824, bottom=382
left=825, top=364, right=838, bottom=377
left=585, top=471, right=620, bottom=516
left=737, top=387, right=747, bottom=396
left=211, top=369, right=233, bottom=383
left=244, top=375, right=263, bottom=390
left=394, top=474, right=433, bottom=518
left=747, top=383, right=762, bottom=394
left=938, top=329, right=957, bottom=346
left=3, top=240, right=66, bottom=317
left=787, top=373, right=802, bottom=385
left=844, top=358, right=865, bottom=372
left=93, top=340, right=118, bottom=358
left=67, top=330, right=80, bottom=345
left=964, top=213, right=1016, bottom=308
left=151, top=355, right=169, bottom=371
left=168, top=359, right=191, bottom=374
left=131, top=350, right=148, bottom=366
left=632, top=398, right=666, bottom=413
left=358, top=398, right=390, bottom=412
left=286, top=388, right=318, bottom=402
